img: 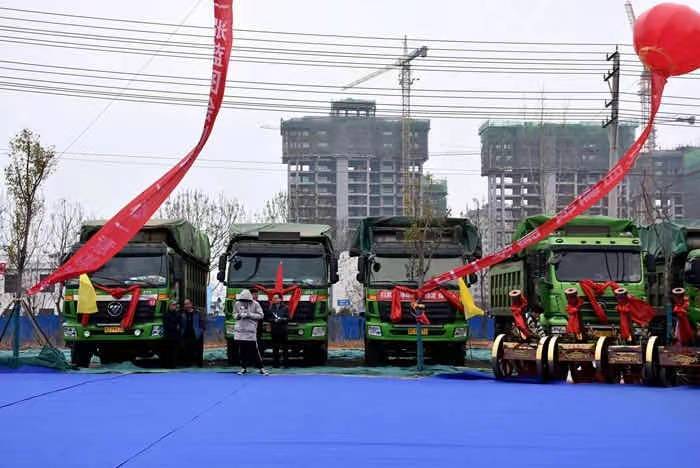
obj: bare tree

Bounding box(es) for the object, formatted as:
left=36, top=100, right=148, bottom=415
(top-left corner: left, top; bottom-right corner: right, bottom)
left=254, top=191, right=289, bottom=223
left=159, top=189, right=246, bottom=272
left=405, top=173, right=449, bottom=289
left=45, top=199, right=86, bottom=313
left=3, top=129, right=57, bottom=298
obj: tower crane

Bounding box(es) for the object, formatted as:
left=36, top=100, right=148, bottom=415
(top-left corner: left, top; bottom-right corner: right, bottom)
left=343, top=37, right=428, bottom=216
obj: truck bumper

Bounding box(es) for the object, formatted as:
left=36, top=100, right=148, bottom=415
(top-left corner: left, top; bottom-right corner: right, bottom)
left=224, top=320, right=328, bottom=343
left=62, top=321, right=165, bottom=343
left=364, top=321, right=468, bottom=343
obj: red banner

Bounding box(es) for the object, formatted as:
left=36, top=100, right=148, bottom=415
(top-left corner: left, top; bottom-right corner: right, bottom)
left=418, top=72, right=666, bottom=294
left=27, top=1, right=234, bottom=295
left=418, top=3, right=700, bottom=295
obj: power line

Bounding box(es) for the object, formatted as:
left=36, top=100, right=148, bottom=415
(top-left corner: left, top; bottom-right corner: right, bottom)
left=0, top=6, right=637, bottom=47
left=4, top=62, right=700, bottom=110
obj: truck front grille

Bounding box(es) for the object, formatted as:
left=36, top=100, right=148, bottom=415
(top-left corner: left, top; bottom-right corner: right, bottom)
left=88, top=301, right=155, bottom=325
left=377, top=302, right=457, bottom=325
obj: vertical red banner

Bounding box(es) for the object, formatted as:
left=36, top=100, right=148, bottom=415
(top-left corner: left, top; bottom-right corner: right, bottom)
left=28, top=1, right=234, bottom=295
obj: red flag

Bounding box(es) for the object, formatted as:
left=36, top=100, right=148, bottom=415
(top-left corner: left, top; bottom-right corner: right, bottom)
left=27, top=1, right=234, bottom=295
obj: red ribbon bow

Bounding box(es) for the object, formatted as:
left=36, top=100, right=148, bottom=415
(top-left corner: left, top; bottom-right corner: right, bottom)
left=578, top=280, right=655, bottom=340
left=81, top=284, right=141, bottom=330
left=389, top=285, right=464, bottom=326
left=254, top=262, right=302, bottom=319
left=565, top=294, right=585, bottom=335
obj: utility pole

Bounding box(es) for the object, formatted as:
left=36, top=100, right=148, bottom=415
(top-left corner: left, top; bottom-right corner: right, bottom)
left=603, top=47, right=620, bottom=218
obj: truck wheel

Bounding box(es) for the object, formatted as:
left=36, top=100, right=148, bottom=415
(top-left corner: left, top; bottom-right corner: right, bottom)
left=71, top=343, right=93, bottom=368
left=159, top=341, right=178, bottom=369
left=594, top=336, right=620, bottom=384
left=642, top=336, right=660, bottom=386
left=365, top=340, right=383, bottom=366
left=451, top=343, right=466, bottom=366
left=491, top=334, right=512, bottom=379
left=226, top=339, right=238, bottom=366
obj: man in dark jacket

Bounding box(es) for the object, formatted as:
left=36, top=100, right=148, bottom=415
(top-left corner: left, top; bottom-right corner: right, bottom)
left=268, top=293, right=290, bottom=368
left=180, top=298, right=206, bottom=367
left=161, top=301, right=181, bottom=368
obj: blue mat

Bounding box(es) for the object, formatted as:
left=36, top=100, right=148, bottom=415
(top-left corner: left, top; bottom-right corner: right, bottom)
left=0, top=372, right=696, bottom=467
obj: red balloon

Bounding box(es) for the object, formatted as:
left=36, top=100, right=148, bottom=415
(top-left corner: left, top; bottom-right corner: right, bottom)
left=634, top=3, right=700, bottom=77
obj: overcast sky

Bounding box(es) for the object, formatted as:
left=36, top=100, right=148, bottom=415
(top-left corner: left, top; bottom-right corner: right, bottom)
left=1, top=0, right=699, bottom=219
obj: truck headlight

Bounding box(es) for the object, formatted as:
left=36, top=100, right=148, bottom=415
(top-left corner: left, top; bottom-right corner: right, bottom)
left=63, top=327, right=77, bottom=338
left=453, top=327, right=467, bottom=338
left=225, top=324, right=235, bottom=335
left=550, top=326, right=566, bottom=335
left=134, top=329, right=142, bottom=337
left=297, top=329, right=305, bottom=336
left=312, top=326, right=326, bottom=337
left=367, top=325, right=382, bottom=337
left=83, top=330, right=91, bottom=338
left=151, top=325, right=164, bottom=337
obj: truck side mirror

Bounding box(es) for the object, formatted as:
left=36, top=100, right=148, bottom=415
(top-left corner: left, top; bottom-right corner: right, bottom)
left=468, top=273, right=478, bottom=285
left=372, top=262, right=381, bottom=272
left=217, top=255, right=227, bottom=283
left=356, top=255, right=367, bottom=282
left=645, top=254, right=656, bottom=273
left=330, top=255, right=339, bottom=284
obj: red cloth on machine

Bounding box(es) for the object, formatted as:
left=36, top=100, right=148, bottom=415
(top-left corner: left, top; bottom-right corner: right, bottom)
left=565, top=295, right=584, bottom=335
left=510, top=295, right=530, bottom=339
left=673, top=295, right=694, bottom=346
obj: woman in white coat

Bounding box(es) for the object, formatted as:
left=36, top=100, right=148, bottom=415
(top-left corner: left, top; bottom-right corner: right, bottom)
left=233, top=289, right=268, bottom=375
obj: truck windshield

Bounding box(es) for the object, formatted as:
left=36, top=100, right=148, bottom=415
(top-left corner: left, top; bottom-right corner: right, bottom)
left=228, top=255, right=327, bottom=287
left=554, top=250, right=641, bottom=283
left=371, top=256, right=463, bottom=285
left=89, top=254, right=168, bottom=287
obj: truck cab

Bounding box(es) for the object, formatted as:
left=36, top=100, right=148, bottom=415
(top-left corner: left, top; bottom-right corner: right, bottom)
left=218, top=224, right=338, bottom=366
left=352, top=217, right=482, bottom=366
left=62, top=219, right=210, bottom=367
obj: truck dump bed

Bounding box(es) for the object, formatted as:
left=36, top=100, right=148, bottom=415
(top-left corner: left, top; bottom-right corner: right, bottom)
left=80, top=218, right=210, bottom=265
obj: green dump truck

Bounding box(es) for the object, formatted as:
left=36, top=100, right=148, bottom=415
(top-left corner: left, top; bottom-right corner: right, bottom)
left=641, top=220, right=700, bottom=385
left=351, top=217, right=482, bottom=366
left=62, top=219, right=210, bottom=367
left=489, top=215, right=662, bottom=383
left=217, top=224, right=338, bottom=366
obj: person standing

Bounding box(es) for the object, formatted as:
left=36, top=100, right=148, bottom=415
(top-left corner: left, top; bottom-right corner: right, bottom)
left=267, top=293, right=289, bottom=368
left=233, top=289, right=268, bottom=375
left=181, top=298, right=206, bottom=367
left=162, top=300, right=181, bottom=368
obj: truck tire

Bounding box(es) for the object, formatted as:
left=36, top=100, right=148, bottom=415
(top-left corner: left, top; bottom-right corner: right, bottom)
left=303, top=343, right=327, bottom=366
left=71, top=343, right=93, bottom=368
left=364, top=340, right=383, bottom=366
left=226, top=339, right=238, bottom=366
left=159, top=341, right=178, bottom=369
left=451, top=343, right=466, bottom=366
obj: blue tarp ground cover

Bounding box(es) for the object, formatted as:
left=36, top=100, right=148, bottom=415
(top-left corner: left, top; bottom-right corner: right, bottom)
left=0, top=371, right=696, bottom=468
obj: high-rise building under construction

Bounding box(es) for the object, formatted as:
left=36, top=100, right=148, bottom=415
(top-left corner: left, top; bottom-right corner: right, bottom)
left=479, top=121, right=637, bottom=251
left=281, top=99, right=430, bottom=247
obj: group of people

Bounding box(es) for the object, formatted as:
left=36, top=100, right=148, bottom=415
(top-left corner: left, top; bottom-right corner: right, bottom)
left=163, top=298, right=207, bottom=367
left=233, top=289, right=290, bottom=375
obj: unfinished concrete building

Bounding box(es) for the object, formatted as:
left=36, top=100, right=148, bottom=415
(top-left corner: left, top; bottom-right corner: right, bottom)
left=479, top=121, right=637, bottom=251
left=281, top=99, right=430, bottom=247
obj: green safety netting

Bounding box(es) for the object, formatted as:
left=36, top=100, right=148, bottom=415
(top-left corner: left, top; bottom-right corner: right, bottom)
left=513, top=214, right=638, bottom=241
left=351, top=216, right=481, bottom=257
left=81, top=218, right=210, bottom=265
